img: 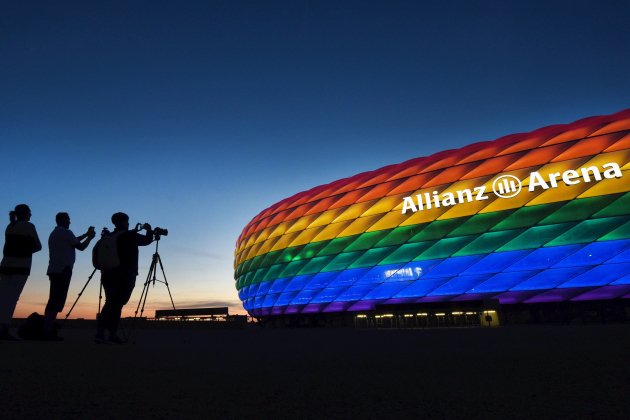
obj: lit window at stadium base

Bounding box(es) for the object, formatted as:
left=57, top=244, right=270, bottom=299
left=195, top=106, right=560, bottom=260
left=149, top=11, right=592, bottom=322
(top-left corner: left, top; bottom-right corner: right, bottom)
left=234, top=109, right=630, bottom=317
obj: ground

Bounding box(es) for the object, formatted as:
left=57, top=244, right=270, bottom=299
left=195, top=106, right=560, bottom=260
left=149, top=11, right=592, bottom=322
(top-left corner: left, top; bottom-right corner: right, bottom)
left=1, top=323, right=629, bottom=419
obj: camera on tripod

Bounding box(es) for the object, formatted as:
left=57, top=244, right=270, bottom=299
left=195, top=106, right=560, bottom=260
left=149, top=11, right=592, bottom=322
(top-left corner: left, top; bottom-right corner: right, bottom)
left=134, top=223, right=168, bottom=238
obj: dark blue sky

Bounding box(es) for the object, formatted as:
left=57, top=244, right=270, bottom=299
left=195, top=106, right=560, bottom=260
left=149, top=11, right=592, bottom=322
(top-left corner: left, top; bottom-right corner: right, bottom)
left=2, top=0, right=629, bottom=316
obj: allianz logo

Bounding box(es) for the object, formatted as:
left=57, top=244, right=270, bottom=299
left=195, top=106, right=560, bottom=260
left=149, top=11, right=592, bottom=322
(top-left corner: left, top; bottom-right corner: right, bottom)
left=401, top=162, right=623, bottom=214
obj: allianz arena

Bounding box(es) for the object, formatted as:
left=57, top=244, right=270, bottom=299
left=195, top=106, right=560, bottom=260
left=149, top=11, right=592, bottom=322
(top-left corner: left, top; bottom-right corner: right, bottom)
left=235, top=109, right=630, bottom=326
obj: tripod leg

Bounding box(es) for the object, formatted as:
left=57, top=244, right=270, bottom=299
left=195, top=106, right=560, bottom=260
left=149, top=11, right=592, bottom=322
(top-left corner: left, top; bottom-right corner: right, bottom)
left=65, top=268, right=98, bottom=320
left=98, top=280, right=103, bottom=316
left=135, top=256, right=156, bottom=318
left=156, top=254, right=176, bottom=310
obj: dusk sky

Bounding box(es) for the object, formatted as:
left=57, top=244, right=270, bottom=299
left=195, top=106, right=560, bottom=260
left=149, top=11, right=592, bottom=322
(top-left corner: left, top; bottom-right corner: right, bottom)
left=2, top=0, right=630, bottom=318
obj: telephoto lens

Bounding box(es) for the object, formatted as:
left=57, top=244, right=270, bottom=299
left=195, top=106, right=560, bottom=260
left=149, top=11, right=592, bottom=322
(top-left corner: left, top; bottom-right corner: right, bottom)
left=154, top=227, right=168, bottom=236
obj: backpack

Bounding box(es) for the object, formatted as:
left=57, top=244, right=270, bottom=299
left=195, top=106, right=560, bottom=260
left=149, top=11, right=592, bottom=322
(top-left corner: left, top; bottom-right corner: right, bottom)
left=92, top=231, right=122, bottom=270
left=17, top=312, right=46, bottom=340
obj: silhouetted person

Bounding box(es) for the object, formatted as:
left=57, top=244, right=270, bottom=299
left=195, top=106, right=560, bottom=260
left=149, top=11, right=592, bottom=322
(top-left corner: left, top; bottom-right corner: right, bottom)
left=0, top=204, right=42, bottom=340
left=44, top=212, right=96, bottom=339
left=96, top=212, right=153, bottom=344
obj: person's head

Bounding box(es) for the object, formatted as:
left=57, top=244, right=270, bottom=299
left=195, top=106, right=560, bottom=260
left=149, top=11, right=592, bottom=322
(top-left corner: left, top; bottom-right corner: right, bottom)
left=55, top=212, right=70, bottom=229
left=9, top=204, right=31, bottom=224
left=111, top=212, right=129, bottom=230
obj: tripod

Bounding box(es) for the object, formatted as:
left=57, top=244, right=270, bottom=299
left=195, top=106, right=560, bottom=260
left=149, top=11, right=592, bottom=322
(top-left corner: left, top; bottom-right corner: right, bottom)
left=65, top=268, right=104, bottom=320
left=134, top=236, right=176, bottom=318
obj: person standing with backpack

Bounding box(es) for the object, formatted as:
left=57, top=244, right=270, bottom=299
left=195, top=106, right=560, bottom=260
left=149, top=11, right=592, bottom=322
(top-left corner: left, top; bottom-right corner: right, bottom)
left=95, top=212, right=153, bottom=344
left=0, top=204, right=42, bottom=340
left=44, top=212, right=96, bottom=339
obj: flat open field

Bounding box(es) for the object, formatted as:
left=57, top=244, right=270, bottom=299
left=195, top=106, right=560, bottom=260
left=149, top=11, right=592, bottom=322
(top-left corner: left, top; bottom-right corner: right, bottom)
left=1, top=324, right=629, bottom=419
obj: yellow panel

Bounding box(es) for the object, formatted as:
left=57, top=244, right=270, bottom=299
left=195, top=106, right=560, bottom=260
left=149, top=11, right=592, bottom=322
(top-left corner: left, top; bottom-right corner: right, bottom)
left=578, top=169, right=630, bottom=198
left=267, top=221, right=290, bottom=240
left=366, top=210, right=408, bottom=231
left=331, top=200, right=376, bottom=223
left=361, top=194, right=406, bottom=217
left=581, top=149, right=630, bottom=169
left=243, top=241, right=264, bottom=262
left=312, top=221, right=353, bottom=242
left=287, top=226, right=325, bottom=248
left=252, top=226, right=273, bottom=245
left=306, top=208, right=346, bottom=229
left=337, top=215, right=381, bottom=237
left=480, top=189, right=540, bottom=213
left=519, top=159, right=589, bottom=188
left=269, top=231, right=300, bottom=252
left=285, top=214, right=319, bottom=234
left=399, top=206, right=449, bottom=226
left=254, top=235, right=282, bottom=257
left=439, top=196, right=499, bottom=219
left=526, top=181, right=592, bottom=206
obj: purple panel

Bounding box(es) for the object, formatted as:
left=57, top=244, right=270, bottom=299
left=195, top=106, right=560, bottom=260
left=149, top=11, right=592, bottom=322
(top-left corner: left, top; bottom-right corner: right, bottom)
left=260, top=307, right=272, bottom=316
left=382, top=297, right=418, bottom=305
left=524, top=288, right=587, bottom=303
left=451, top=292, right=494, bottom=301
left=271, top=306, right=285, bottom=315
left=347, top=300, right=380, bottom=311
left=323, top=301, right=352, bottom=312
left=283, top=305, right=302, bottom=314
left=416, top=295, right=452, bottom=303
left=571, top=285, right=630, bottom=301
left=302, top=303, right=326, bottom=313
left=495, top=290, right=538, bottom=304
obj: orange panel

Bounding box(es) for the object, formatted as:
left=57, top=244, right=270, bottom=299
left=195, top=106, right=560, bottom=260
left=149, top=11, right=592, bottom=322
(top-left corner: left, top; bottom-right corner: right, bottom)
left=551, top=135, right=619, bottom=162
left=461, top=153, right=525, bottom=179
left=283, top=203, right=312, bottom=222
left=387, top=173, right=433, bottom=196
left=497, top=135, right=549, bottom=156
left=357, top=180, right=403, bottom=202
left=328, top=189, right=366, bottom=210
left=542, top=125, right=599, bottom=146
left=385, top=158, right=426, bottom=181
left=503, top=143, right=571, bottom=171
left=304, top=196, right=338, bottom=216
left=604, top=133, right=630, bottom=153
left=423, top=163, right=477, bottom=188
left=590, top=117, right=630, bottom=136
left=457, top=143, right=501, bottom=164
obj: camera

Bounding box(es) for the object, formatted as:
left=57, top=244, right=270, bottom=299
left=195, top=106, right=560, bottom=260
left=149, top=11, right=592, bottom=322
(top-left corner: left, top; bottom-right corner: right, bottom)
left=154, top=227, right=168, bottom=237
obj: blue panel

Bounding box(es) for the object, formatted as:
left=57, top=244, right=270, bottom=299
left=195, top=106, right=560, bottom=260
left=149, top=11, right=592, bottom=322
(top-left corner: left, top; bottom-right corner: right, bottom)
left=290, top=288, right=320, bottom=305
left=612, top=273, right=630, bottom=285
left=283, top=275, right=314, bottom=292
left=304, top=271, right=339, bottom=290
left=335, top=284, right=375, bottom=301
left=256, top=280, right=273, bottom=297
left=274, top=291, right=298, bottom=306
left=248, top=283, right=260, bottom=298
left=238, top=286, right=249, bottom=300
left=364, top=281, right=413, bottom=299
left=506, top=245, right=583, bottom=271
left=559, top=263, right=630, bottom=288
left=462, top=250, right=532, bottom=275
left=253, top=296, right=265, bottom=309
left=427, top=274, right=492, bottom=296
left=385, top=260, right=444, bottom=282
left=311, top=287, right=348, bottom=303
left=606, top=245, right=630, bottom=264
left=510, top=267, right=590, bottom=291
left=468, top=271, right=537, bottom=293
left=268, top=278, right=290, bottom=294
left=394, top=278, right=450, bottom=298
left=328, top=268, right=371, bottom=288
left=262, top=293, right=280, bottom=308
left=553, top=240, right=630, bottom=268
left=422, top=255, right=483, bottom=278
left=243, top=299, right=253, bottom=311
left=355, top=264, right=406, bottom=285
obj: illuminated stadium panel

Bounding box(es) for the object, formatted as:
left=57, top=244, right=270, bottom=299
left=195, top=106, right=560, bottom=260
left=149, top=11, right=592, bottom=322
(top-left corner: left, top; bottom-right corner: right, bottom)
left=234, top=109, right=630, bottom=317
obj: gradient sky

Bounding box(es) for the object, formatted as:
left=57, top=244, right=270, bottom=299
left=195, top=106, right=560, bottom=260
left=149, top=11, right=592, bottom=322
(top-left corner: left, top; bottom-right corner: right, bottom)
left=2, top=0, right=630, bottom=318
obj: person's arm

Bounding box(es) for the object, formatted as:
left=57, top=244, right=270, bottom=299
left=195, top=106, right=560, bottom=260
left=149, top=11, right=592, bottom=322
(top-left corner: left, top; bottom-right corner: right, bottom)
left=31, top=224, right=42, bottom=253
left=74, top=227, right=96, bottom=251
left=136, top=224, right=154, bottom=246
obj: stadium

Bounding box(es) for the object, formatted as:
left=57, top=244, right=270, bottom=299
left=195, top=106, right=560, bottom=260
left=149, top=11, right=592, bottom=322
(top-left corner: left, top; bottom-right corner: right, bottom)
left=234, top=109, right=630, bottom=327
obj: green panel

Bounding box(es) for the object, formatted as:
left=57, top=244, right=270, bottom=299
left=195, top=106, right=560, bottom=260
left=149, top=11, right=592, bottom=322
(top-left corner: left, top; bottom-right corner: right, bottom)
left=292, top=242, right=325, bottom=261
left=260, top=250, right=282, bottom=268
left=598, top=220, right=630, bottom=241
left=297, top=255, right=336, bottom=275
left=454, top=229, right=524, bottom=256
left=235, top=275, right=244, bottom=289
left=546, top=216, right=630, bottom=246
left=539, top=195, right=618, bottom=225
left=242, top=271, right=255, bottom=287
left=323, top=251, right=364, bottom=272
left=317, top=235, right=359, bottom=256
left=410, top=219, right=464, bottom=242
left=262, top=264, right=285, bottom=282
left=593, top=192, right=630, bottom=218
left=348, top=246, right=397, bottom=268
left=345, top=230, right=391, bottom=252
left=278, top=260, right=308, bottom=279
left=374, top=225, right=423, bottom=247
left=252, top=268, right=268, bottom=285
left=380, top=241, right=435, bottom=264
left=276, top=244, right=304, bottom=264
left=491, top=203, right=562, bottom=231
left=416, top=236, right=475, bottom=260
left=246, top=254, right=265, bottom=273
left=498, top=223, right=576, bottom=251
left=448, top=212, right=508, bottom=237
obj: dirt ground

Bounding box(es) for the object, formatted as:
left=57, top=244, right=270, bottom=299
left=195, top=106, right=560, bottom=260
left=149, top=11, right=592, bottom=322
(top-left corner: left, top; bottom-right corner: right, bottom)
left=1, top=323, right=629, bottom=419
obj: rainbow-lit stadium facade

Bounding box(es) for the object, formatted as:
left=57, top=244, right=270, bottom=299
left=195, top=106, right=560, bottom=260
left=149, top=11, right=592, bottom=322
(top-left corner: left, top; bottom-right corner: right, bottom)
left=235, top=109, right=630, bottom=321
